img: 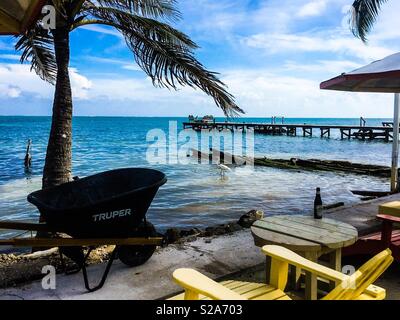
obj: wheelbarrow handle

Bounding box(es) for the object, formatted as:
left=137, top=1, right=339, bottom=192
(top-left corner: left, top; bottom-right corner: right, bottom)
left=0, top=237, right=165, bottom=248
left=0, top=220, right=57, bottom=232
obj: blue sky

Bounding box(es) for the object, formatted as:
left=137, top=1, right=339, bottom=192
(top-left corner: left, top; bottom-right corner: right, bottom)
left=1, top=0, right=400, bottom=117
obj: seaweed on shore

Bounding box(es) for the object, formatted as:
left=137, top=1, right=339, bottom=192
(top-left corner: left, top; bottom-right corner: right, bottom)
left=190, top=149, right=393, bottom=178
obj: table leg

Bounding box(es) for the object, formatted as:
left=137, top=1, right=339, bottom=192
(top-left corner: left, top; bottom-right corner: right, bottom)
left=265, top=255, right=271, bottom=284
left=305, top=251, right=318, bottom=300
left=329, top=249, right=342, bottom=290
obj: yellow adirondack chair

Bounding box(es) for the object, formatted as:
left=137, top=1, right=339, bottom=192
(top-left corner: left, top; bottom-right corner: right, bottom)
left=170, top=245, right=393, bottom=300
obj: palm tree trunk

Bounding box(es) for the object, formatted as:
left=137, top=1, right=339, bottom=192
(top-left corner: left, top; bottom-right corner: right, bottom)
left=42, top=27, right=73, bottom=190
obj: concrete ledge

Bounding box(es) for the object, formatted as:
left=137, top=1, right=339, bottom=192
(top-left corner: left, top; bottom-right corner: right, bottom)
left=326, top=193, right=400, bottom=235
left=2, top=193, right=400, bottom=300
left=0, top=230, right=264, bottom=300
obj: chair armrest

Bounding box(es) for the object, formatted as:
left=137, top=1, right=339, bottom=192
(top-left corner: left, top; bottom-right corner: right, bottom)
left=262, top=245, right=385, bottom=299
left=172, top=268, right=246, bottom=300
left=262, top=245, right=347, bottom=282
left=359, top=284, right=386, bottom=300
left=377, top=214, right=400, bottom=224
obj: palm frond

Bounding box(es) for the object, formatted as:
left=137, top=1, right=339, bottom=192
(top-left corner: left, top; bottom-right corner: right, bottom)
left=15, top=24, right=57, bottom=84
left=78, top=6, right=195, bottom=49
left=351, top=0, right=388, bottom=42
left=78, top=6, right=242, bottom=115
left=71, top=0, right=87, bottom=17
left=97, top=0, right=181, bottom=20
left=127, top=38, right=243, bottom=116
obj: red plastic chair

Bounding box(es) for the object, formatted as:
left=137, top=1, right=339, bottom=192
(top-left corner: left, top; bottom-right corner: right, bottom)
left=343, top=214, right=400, bottom=263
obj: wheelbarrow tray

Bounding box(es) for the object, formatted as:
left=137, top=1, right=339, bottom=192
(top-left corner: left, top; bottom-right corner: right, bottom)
left=27, top=168, right=167, bottom=238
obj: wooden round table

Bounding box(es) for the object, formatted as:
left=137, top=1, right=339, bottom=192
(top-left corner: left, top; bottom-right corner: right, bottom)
left=251, top=215, right=358, bottom=300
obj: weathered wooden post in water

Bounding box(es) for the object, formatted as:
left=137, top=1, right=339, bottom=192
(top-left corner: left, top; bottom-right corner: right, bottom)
left=24, top=139, right=32, bottom=169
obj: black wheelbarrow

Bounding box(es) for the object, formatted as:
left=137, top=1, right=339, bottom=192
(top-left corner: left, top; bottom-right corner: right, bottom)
left=0, top=168, right=167, bottom=292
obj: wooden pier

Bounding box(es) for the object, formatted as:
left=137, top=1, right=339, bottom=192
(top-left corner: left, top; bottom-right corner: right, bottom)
left=183, top=121, right=397, bottom=142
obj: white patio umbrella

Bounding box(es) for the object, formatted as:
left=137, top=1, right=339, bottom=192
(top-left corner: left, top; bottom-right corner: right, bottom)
left=320, top=52, right=400, bottom=192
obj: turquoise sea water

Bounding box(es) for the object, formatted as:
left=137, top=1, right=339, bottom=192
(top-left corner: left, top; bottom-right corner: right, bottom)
left=0, top=116, right=394, bottom=237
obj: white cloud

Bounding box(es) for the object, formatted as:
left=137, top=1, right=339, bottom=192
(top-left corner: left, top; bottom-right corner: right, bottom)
left=297, top=0, right=328, bottom=18
left=180, top=0, right=398, bottom=65
left=85, top=56, right=141, bottom=71
left=0, top=64, right=53, bottom=99
left=70, top=68, right=92, bottom=99
left=283, top=60, right=361, bottom=74
left=86, top=56, right=127, bottom=64
left=366, top=1, right=400, bottom=41
left=7, top=86, right=21, bottom=98
left=79, top=25, right=122, bottom=38
left=87, top=76, right=208, bottom=104
left=221, top=68, right=394, bottom=118
left=0, top=64, right=92, bottom=100
left=0, top=54, right=21, bottom=61
left=122, top=64, right=141, bottom=71
left=0, top=62, right=214, bottom=115
left=242, top=31, right=395, bottom=61
left=0, top=62, right=395, bottom=118
left=178, top=0, right=347, bottom=39
left=178, top=0, right=300, bottom=41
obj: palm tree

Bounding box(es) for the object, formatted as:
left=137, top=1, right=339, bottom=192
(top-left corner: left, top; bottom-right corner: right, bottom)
left=16, top=0, right=243, bottom=190
left=350, top=0, right=388, bottom=42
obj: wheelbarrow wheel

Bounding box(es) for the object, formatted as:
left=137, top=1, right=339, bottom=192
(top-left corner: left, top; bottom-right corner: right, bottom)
left=117, top=221, right=157, bottom=267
